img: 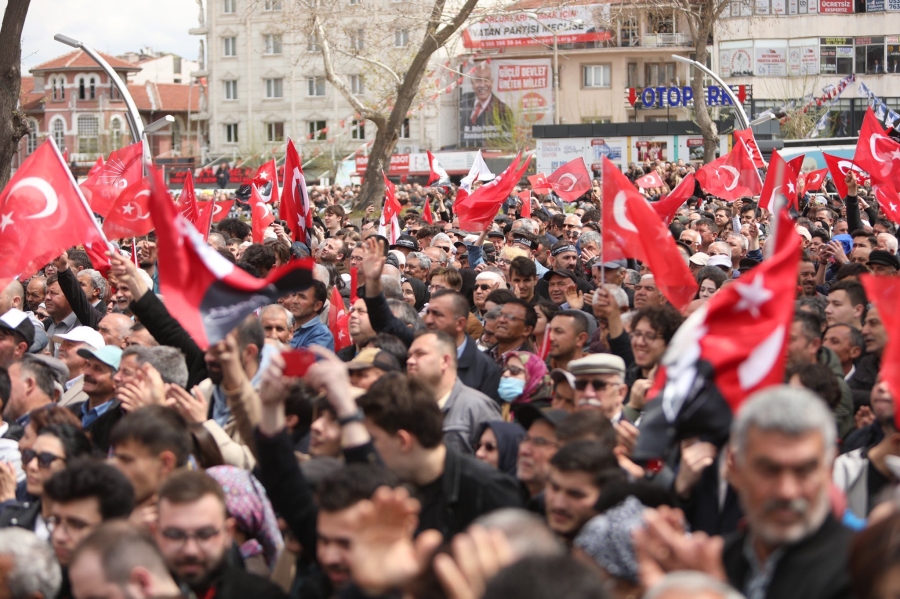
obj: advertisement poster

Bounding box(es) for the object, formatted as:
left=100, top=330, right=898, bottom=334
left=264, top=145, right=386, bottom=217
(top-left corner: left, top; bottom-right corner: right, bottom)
left=756, top=0, right=771, bottom=13
left=678, top=137, right=727, bottom=162
left=755, top=46, right=788, bottom=76
left=458, top=59, right=553, bottom=148
left=720, top=46, right=754, bottom=77
left=773, top=0, right=787, bottom=13
left=536, top=138, right=587, bottom=174
left=889, top=0, right=900, bottom=9
left=587, top=138, right=626, bottom=172
left=867, top=0, right=885, bottom=11
left=819, top=0, right=853, bottom=12
left=632, top=137, right=673, bottom=162
left=789, top=46, right=820, bottom=75
left=462, top=5, right=611, bottom=49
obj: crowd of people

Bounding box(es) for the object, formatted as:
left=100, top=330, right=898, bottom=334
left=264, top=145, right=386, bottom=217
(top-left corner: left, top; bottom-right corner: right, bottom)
left=0, top=155, right=899, bottom=599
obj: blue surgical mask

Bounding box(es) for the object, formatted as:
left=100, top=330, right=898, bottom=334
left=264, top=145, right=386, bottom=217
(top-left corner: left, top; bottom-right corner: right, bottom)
left=498, top=377, right=526, bottom=402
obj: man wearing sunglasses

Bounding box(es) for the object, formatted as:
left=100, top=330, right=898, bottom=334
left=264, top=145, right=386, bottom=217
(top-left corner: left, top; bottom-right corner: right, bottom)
left=568, top=354, right=629, bottom=424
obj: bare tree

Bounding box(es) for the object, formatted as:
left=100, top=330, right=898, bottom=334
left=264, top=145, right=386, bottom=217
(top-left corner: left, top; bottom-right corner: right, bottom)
left=0, top=0, right=32, bottom=189
left=292, top=0, right=480, bottom=209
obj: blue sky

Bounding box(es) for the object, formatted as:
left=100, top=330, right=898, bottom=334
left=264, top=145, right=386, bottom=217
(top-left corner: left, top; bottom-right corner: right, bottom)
left=1, top=0, right=198, bottom=73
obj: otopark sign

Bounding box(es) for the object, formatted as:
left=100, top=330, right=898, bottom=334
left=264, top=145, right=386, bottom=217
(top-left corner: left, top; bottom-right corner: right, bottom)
left=626, top=85, right=752, bottom=109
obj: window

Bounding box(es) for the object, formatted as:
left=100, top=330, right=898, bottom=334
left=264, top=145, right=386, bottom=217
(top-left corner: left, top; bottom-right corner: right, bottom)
left=395, top=29, right=409, bottom=47
left=224, top=0, right=236, bottom=12
left=174, top=57, right=182, bottom=74
left=224, top=36, right=237, bottom=57
left=349, top=29, right=364, bottom=50
left=52, top=120, right=65, bottom=150
left=51, top=77, right=59, bottom=101
left=649, top=12, right=674, bottom=34
left=307, top=34, right=321, bottom=52
left=583, top=64, right=611, bottom=88
left=307, top=76, right=326, bottom=96
left=225, top=123, right=239, bottom=143
left=351, top=119, right=365, bottom=139
left=264, top=34, right=282, bottom=54
left=171, top=119, right=182, bottom=153
left=265, top=78, right=284, bottom=98
left=78, top=77, right=86, bottom=100
left=645, top=62, right=675, bottom=86
left=820, top=38, right=854, bottom=75
left=224, top=80, right=238, bottom=100
left=627, top=62, right=638, bottom=87
left=308, top=120, right=327, bottom=140
left=110, top=118, right=123, bottom=150
left=89, top=77, right=96, bottom=100
left=26, top=120, right=38, bottom=154
left=110, top=83, right=120, bottom=100
left=399, top=118, right=410, bottom=139
left=77, top=115, right=99, bottom=153
left=620, top=18, right=638, bottom=47
left=350, top=74, right=364, bottom=95
left=267, top=122, right=285, bottom=142
left=581, top=117, right=611, bottom=123
left=855, top=38, right=886, bottom=74
left=264, top=0, right=281, bottom=9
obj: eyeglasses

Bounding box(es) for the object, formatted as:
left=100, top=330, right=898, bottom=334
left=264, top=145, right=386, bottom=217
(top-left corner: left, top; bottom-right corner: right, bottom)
left=160, top=527, right=223, bottom=545
left=521, top=435, right=559, bottom=449
left=474, top=441, right=498, bottom=452
left=497, top=312, right=526, bottom=323
left=429, top=284, right=448, bottom=292
left=631, top=330, right=661, bottom=343
left=474, top=284, right=494, bottom=291
left=22, top=449, right=65, bottom=469
left=574, top=379, right=620, bottom=391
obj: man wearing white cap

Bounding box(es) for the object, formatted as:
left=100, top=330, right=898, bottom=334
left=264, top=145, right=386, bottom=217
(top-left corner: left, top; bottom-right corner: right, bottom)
left=0, top=309, right=35, bottom=369
left=52, top=326, right=106, bottom=408
left=567, top=354, right=629, bottom=424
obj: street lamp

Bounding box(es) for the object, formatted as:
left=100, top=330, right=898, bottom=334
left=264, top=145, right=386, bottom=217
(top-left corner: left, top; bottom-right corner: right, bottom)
left=670, top=54, right=750, bottom=130
left=524, top=13, right=584, bottom=125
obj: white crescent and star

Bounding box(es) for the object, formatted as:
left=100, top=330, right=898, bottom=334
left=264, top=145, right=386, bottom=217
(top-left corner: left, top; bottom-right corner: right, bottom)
left=733, top=274, right=773, bottom=318
left=558, top=173, right=578, bottom=192
left=870, top=134, right=895, bottom=164
left=612, top=191, right=638, bottom=233
left=0, top=213, right=13, bottom=232
left=719, top=165, right=740, bottom=191
left=738, top=325, right=785, bottom=391
left=11, top=177, right=59, bottom=220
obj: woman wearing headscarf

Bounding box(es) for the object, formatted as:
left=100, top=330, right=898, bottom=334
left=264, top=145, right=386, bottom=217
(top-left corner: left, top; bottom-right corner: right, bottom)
left=499, top=351, right=552, bottom=420
left=206, top=466, right=284, bottom=577
left=401, top=277, right=429, bottom=312
left=474, top=421, right=526, bottom=476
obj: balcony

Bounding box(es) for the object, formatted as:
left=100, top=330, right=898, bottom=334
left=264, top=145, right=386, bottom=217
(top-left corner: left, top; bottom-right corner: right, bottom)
left=641, top=32, right=693, bottom=47
left=189, top=26, right=208, bottom=36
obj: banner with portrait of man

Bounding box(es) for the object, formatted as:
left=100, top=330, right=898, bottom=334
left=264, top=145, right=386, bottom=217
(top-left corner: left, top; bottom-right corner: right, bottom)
left=458, top=59, right=554, bottom=148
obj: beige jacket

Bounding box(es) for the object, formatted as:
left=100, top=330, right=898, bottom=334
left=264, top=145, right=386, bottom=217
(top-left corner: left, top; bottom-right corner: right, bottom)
left=197, top=376, right=262, bottom=469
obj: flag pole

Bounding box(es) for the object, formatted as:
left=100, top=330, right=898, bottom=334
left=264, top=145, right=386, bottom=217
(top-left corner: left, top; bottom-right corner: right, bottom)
left=47, top=138, right=114, bottom=251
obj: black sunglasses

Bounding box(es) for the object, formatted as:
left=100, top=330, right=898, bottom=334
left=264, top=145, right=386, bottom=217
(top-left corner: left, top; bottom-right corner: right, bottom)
left=22, top=449, right=64, bottom=469
left=574, top=379, right=617, bottom=392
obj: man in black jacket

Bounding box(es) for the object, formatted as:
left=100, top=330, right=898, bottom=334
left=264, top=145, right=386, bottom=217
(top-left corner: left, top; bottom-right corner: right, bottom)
left=155, top=469, right=288, bottom=599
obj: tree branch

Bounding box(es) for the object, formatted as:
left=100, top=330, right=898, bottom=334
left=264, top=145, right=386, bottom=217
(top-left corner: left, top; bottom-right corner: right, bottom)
left=333, top=48, right=402, bottom=86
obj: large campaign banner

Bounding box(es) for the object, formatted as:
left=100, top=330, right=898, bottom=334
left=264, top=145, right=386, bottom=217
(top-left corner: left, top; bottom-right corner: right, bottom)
left=458, top=59, right=554, bottom=148
left=462, top=5, right=611, bottom=49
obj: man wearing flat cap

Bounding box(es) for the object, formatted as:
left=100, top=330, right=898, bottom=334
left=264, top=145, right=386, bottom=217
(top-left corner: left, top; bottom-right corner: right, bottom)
left=568, top=354, right=630, bottom=424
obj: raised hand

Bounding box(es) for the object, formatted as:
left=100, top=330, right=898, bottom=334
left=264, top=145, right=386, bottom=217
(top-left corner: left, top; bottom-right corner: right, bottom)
left=433, top=526, right=514, bottom=599
left=673, top=438, right=718, bottom=498
left=167, top=384, right=209, bottom=424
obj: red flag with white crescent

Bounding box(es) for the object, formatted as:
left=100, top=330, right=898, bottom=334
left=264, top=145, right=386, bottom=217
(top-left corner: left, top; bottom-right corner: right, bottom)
left=854, top=108, right=900, bottom=192
left=80, top=141, right=143, bottom=217
left=802, top=168, right=828, bottom=192
left=379, top=173, right=402, bottom=244
left=102, top=178, right=154, bottom=240
left=695, top=140, right=762, bottom=202
left=178, top=171, right=202, bottom=225
left=252, top=159, right=280, bottom=204
left=455, top=152, right=531, bottom=231
left=198, top=200, right=234, bottom=224
left=328, top=285, right=351, bottom=352
left=651, top=174, right=696, bottom=225
left=422, top=196, right=434, bottom=224
left=635, top=170, right=664, bottom=190
left=518, top=190, right=531, bottom=218
left=733, top=128, right=767, bottom=168
left=823, top=152, right=868, bottom=198
left=281, top=139, right=311, bottom=244
left=250, top=185, right=275, bottom=243
left=546, top=158, right=591, bottom=202
left=758, top=151, right=803, bottom=212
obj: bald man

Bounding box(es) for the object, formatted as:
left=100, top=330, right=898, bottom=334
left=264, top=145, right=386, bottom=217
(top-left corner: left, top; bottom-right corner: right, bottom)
left=0, top=281, right=24, bottom=315
left=97, top=313, right=134, bottom=349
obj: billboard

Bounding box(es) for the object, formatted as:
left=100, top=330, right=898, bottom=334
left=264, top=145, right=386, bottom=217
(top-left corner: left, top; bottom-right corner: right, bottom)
left=462, top=5, right=611, bottom=49
left=459, top=59, right=554, bottom=148
left=819, top=0, right=853, bottom=12
left=755, top=46, right=787, bottom=76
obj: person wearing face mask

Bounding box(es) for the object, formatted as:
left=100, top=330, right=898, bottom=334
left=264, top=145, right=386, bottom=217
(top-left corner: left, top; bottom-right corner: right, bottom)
left=499, top=351, right=552, bottom=419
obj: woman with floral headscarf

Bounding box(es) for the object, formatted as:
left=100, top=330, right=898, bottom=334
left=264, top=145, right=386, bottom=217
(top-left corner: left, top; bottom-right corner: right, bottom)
left=206, top=466, right=284, bottom=576
left=499, top=351, right=552, bottom=420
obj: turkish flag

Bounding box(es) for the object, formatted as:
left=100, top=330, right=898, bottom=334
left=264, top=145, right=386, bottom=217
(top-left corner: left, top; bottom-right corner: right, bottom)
left=281, top=138, right=311, bottom=244
left=652, top=173, right=696, bottom=225
left=601, top=158, right=698, bottom=310
left=733, top=128, right=766, bottom=168
left=145, top=168, right=314, bottom=349
left=84, top=240, right=112, bottom=278
left=250, top=184, right=275, bottom=243
left=695, top=140, right=762, bottom=202
left=0, top=139, right=109, bottom=285
left=823, top=152, right=869, bottom=198
left=426, top=150, right=451, bottom=189
left=328, top=285, right=351, bottom=352
left=528, top=173, right=551, bottom=194
left=87, top=156, right=104, bottom=178
left=80, top=141, right=143, bottom=217
left=102, top=178, right=154, bottom=240
left=517, top=190, right=531, bottom=218
left=252, top=159, right=280, bottom=204
left=872, top=184, right=900, bottom=224
left=422, top=197, right=434, bottom=224
left=455, top=152, right=531, bottom=231
left=758, top=151, right=803, bottom=212
left=198, top=200, right=234, bottom=224
left=861, top=273, right=900, bottom=429
left=802, top=168, right=828, bottom=192
left=636, top=170, right=664, bottom=190
left=178, top=172, right=201, bottom=225
left=379, top=173, right=403, bottom=244
left=855, top=108, right=900, bottom=192
left=546, top=158, right=591, bottom=202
